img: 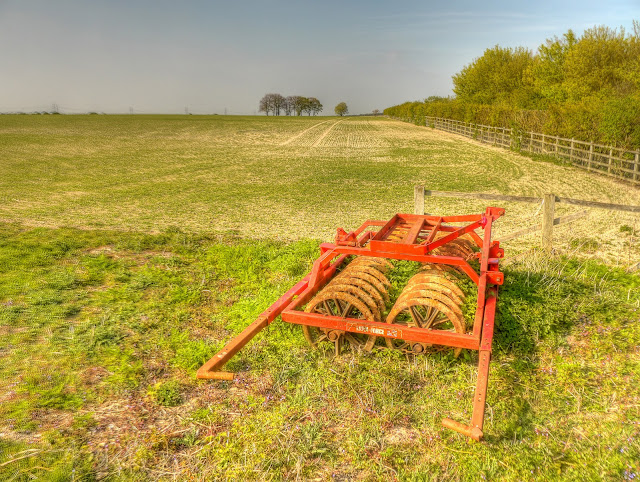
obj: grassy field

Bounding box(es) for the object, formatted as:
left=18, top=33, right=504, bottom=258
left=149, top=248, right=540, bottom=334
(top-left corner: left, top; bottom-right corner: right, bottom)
left=1, top=115, right=639, bottom=480
left=1, top=114, right=639, bottom=263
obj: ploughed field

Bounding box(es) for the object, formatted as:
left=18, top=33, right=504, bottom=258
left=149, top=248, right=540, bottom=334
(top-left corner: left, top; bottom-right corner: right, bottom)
left=0, top=115, right=639, bottom=480
left=1, top=114, right=638, bottom=262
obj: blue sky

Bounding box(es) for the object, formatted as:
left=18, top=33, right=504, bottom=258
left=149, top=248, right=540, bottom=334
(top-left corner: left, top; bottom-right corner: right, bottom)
left=0, top=0, right=638, bottom=114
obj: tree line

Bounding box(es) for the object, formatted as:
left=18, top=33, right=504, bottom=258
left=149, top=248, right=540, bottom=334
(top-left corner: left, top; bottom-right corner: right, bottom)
left=384, top=22, right=640, bottom=148
left=259, top=94, right=323, bottom=116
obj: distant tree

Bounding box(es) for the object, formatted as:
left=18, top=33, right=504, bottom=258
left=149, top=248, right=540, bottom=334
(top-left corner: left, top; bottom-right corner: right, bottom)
left=259, top=94, right=273, bottom=115
left=288, top=96, right=307, bottom=115
left=272, top=93, right=285, bottom=115
left=372, top=109, right=380, bottom=115
left=299, top=97, right=311, bottom=116
left=259, top=93, right=286, bottom=115
left=284, top=96, right=295, bottom=115
left=531, top=30, right=577, bottom=104
left=303, top=98, right=314, bottom=115
left=261, top=94, right=323, bottom=116
left=385, top=20, right=640, bottom=148
left=335, top=102, right=348, bottom=116
left=308, top=97, right=322, bottom=115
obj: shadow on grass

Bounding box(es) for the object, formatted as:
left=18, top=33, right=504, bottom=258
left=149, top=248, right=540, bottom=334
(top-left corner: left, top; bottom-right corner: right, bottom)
left=484, top=260, right=616, bottom=441
left=495, top=266, right=578, bottom=355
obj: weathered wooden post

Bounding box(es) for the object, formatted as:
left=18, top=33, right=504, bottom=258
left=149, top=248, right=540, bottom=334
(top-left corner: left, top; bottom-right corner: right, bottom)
left=414, top=185, right=425, bottom=215
left=608, top=148, right=613, bottom=174
left=542, top=193, right=556, bottom=252
left=588, top=143, right=594, bottom=170
left=570, top=139, right=575, bottom=162
left=635, top=151, right=639, bottom=182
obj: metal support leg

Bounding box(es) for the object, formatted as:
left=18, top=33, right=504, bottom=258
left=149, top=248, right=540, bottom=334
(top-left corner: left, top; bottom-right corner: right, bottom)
left=442, top=289, right=497, bottom=441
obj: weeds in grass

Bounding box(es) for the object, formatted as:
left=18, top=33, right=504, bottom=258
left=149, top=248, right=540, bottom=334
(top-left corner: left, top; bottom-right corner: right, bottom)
left=150, top=380, right=183, bottom=407
left=1, top=224, right=639, bottom=480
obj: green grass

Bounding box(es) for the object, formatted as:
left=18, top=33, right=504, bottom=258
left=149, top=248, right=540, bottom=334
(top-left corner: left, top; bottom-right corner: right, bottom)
left=1, top=115, right=639, bottom=258
left=1, top=224, right=638, bottom=480
left=1, top=115, right=639, bottom=480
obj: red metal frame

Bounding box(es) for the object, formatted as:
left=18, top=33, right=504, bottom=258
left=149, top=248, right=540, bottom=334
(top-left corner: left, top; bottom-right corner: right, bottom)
left=197, top=207, right=505, bottom=441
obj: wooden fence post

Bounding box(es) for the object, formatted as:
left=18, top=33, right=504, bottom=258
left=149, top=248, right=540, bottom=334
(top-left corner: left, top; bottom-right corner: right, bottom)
left=635, top=151, right=639, bottom=182
left=542, top=193, right=556, bottom=252
left=588, top=143, right=594, bottom=170
left=414, top=185, right=425, bottom=215
left=570, top=139, right=575, bottom=162
left=608, top=148, right=613, bottom=174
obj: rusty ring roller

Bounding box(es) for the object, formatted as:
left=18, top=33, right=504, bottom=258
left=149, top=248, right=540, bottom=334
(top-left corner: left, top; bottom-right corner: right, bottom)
left=303, top=257, right=392, bottom=352
left=385, top=267, right=467, bottom=356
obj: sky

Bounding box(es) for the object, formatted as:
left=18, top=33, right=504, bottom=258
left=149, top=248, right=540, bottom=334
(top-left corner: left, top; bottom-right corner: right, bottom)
left=0, top=0, right=638, bottom=115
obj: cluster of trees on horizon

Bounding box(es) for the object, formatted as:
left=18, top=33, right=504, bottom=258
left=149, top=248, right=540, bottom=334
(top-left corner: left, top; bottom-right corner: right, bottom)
left=384, top=22, right=640, bottom=148
left=259, top=93, right=322, bottom=116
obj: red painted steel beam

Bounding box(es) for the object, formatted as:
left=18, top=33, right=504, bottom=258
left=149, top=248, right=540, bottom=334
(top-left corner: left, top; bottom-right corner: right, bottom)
left=281, top=310, right=480, bottom=350
left=196, top=315, right=269, bottom=380
left=423, top=220, right=483, bottom=251
left=352, top=220, right=385, bottom=237
left=398, top=213, right=483, bottom=223
left=323, top=245, right=481, bottom=284
left=371, top=214, right=400, bottom=241
left=403, top=218, right=426, bottom=244
left=442, top=287, right=498, bottom=441
left=424, top=217, right=442, bottom=244
left=197, top=256, right=349, bottom=380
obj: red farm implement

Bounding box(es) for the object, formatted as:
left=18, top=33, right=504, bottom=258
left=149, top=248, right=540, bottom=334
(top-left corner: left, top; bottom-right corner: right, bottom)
left=198, top=208, right=505, bottom=441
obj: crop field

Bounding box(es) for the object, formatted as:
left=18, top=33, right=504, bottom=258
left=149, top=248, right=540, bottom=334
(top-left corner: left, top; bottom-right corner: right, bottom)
left=1, top=115, right=639, bottom=263
left=1, top=115, right=639, bottom=480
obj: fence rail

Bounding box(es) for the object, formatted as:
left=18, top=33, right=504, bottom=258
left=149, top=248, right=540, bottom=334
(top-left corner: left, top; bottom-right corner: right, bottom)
left=422, top=116, right=640, bottom=185
left=414, top=186, right=640, bottom=261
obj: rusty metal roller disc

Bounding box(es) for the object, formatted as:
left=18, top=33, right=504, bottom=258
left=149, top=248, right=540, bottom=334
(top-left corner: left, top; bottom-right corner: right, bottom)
left=403, top=281, right=465, bottom=304
left=447, top=239, right=476, bottom=258
left=398, top=284, right=465, bottom=308
left=396, top=292, right=465, bottom=324
left=334, top=270, right=390, bottom=305
left=407, top=271, right=465, bottom=291
left=341, top=264, right=391, bottom=286
left=326, top=278, right=387, bottom=315
left=304, top=291, right=377, bottom=352
left=385, top=267, right=467, bottom=356
left=433, top=244, right=471, bottom=260
left=419, top=266, right=466, bottom=280
left=350, top=256, right=394, bottom=272
left=334, top=271, right=390, bottom=304
left=420, top=263, right=467, bottom=277
left=386, top=297, right=466, bottom=357
left=318, top=284, right=382, bottom=321
left=433, top=233, right=477, bottom=255
left=336, top=264, right=391, bottom=290
left=409, top=275, right=466, bottom=295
